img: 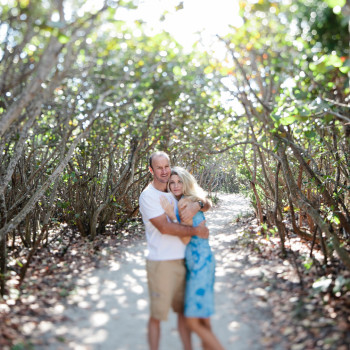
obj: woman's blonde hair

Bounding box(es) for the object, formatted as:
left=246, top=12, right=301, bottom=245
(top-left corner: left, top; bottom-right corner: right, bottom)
left=168, top=166, right=207, bottom=201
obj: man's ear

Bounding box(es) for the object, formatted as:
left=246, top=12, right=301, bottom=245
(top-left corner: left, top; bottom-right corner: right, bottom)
left=149, top=166, right=154, bottom=175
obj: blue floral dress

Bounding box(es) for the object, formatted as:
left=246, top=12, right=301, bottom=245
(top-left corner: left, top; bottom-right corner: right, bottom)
left=179, top=209, right=216, bottom=318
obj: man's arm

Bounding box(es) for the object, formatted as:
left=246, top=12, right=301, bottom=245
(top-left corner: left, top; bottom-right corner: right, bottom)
left=179, top=197, right=212, bottom=223
left=201, top=197, right=212, bottom=213
left=150, top=214, right=209, bottom=239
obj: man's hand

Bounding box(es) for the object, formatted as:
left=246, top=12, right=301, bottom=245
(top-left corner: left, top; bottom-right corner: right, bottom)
left=179, top=200, right=199, bottom=223
left=194, top=221, right=209, bottom=239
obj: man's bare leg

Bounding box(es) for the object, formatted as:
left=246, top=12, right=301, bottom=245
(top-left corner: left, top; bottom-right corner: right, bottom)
left=148, top=316, right=161, bottom=350
left=178, top=313, right=193, bottom=350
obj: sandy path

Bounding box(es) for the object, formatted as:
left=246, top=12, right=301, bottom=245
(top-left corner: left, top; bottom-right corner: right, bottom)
left=34, top=194, right=275, bottom=350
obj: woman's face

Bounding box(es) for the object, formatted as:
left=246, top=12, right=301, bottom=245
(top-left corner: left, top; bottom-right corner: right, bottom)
left=169, top=174, right=183, bottom=199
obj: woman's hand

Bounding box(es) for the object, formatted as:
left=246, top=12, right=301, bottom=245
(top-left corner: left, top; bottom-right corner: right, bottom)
left=160, top=195, right=176, bottom=221
left=179, top=198, right=199, bottom=223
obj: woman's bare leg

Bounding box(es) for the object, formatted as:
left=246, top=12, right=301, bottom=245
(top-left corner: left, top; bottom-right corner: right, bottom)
left=201, top=318, right=212, bottom=330
left=200, top=319, right=212, bottom=350
left=178, top=313, right=193, bottom=350
left=186, top=317, right=225, bottom=350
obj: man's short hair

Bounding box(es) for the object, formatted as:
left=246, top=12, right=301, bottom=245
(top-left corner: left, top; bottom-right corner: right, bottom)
left=149, top=151, right=170, bottom=169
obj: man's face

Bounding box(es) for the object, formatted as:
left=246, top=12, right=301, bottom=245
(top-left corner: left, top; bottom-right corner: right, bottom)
left=150, top=155, right=171, bottom=184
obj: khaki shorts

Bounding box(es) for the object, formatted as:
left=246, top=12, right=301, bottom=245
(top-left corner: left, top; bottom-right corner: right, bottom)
left=146, top=259, right=186, bottom=321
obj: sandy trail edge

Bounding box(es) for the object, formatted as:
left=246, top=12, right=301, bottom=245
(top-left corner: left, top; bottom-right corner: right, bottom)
left=33, top=194, right=276, bottom=350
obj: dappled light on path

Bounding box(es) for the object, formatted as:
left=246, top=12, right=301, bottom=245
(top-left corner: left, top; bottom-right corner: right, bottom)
left=33, top=194, right=283, bottom=350
left=34, top=242, right=150, bottom=350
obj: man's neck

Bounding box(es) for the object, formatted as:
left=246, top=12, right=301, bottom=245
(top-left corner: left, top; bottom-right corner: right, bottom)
left=152, top=180, right=167, bottom=192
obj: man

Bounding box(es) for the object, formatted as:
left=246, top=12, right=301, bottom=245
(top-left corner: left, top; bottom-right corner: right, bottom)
left=139, top=151, right=211, bottom=350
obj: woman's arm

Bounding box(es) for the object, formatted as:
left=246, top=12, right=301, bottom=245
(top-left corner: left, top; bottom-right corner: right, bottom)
left=180, top=236, right=191, bottom=244
left=160, top=196, right=192, bottom=245
left=160, top=195, right=177, bottom=221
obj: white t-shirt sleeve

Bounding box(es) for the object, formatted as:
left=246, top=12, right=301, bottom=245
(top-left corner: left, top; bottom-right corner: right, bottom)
left=139, top=190, right=165, bottom=221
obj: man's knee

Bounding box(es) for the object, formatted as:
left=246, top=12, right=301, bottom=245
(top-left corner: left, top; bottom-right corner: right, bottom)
left=149, top=316, right=161, bottom=326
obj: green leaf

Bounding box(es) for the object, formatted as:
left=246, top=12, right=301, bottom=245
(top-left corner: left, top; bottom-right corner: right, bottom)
left=303, top=258, right=313, bottom=270
left=339, top=66, right=350, bottom=74
left=324, top=0, right=346, bottom=8
left=326, top=54, right=343, bottom=68
left=204, top=66, right=213, bottom=74
left=309, top=57, right=327, bottom=73
left=19, top=0, right=30, bottom=8
left=173, top=66, right=182, bottom=76
left=295, top=116, right=308, bottom=122
left=280, top=115, right=297, bottom=125
left=305, top=131, right=317, bottom=139
left=58, top=33, right=70, bottom=44
left=323, top=114, right=334, bottom=123
left=270, top=113, right=280, bottom=123
left=333, top=215, right=340, bottom=225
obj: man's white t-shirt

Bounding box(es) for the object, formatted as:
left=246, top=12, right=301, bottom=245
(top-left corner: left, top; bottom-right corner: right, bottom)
left=139, top=183, right=186, bottom=261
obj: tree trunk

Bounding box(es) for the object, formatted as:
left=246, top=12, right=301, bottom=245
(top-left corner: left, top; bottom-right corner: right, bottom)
left=273, top=162, right=286, bottom=255
left=277, top=143, right=350, bottom=270
left=289, top=141, right=350, bottom=235
left=250, top=181, right=264, bottom=225
left=0, top=234, right=6, bottom=296
left=0, top=37, right=63, bottom=137
left=0, top=130, right=88, bottom=241
left=297, top=164, right=303, bottom=228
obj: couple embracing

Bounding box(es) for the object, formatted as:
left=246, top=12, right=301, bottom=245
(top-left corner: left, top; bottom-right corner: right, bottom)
left=139, top=151, right=224, bottom=350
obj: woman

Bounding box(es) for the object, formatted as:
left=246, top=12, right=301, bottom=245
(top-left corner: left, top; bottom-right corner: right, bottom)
left=160, top=166, right=224, bottom=350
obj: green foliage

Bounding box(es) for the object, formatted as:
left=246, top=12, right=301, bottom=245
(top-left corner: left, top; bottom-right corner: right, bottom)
left=333, top=275, right=350, bottom=293
left=11, top=343, right=35, bottom=350
left=303, top=257, right=314, bottom=271
left=209, top=0, right=350, bottom=272
left=1, top=0, right=350, bottom=295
